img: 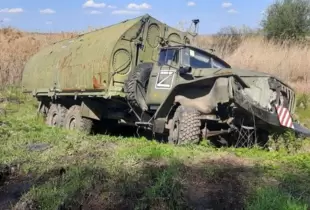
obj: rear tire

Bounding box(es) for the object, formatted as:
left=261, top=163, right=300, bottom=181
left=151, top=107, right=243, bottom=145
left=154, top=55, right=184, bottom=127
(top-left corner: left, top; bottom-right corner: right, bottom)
left=64, top=105, right=93, bottom=134
left=168, top=106, right=202, bottom=145
left=45, top=104, right=67, bottom=127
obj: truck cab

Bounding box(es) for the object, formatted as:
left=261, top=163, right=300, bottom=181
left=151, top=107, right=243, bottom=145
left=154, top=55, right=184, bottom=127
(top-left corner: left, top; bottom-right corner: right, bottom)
left=145, top=45, right=231, bottom=110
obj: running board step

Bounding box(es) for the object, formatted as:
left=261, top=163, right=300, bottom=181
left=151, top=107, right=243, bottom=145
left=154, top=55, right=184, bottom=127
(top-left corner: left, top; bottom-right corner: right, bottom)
left=135, top=122, right=153, bottom=128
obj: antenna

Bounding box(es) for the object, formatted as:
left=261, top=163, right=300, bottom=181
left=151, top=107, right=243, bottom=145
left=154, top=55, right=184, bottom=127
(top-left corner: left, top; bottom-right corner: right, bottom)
left=192, top=19, right=200, bottom=36
left=187, top=18, right=200, bottom=37
left=184, top=18, right=200, bottom=46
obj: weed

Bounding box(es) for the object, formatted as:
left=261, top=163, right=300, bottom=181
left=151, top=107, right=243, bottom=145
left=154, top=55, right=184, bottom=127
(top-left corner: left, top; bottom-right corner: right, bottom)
left=296, top=93, right=309, bottom=109
left=246, top=186, right=309, bottom=210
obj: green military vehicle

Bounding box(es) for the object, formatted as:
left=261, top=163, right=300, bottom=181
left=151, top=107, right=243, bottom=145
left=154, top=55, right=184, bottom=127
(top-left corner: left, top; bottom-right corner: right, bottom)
left=21, top=14, right=310, bottom=147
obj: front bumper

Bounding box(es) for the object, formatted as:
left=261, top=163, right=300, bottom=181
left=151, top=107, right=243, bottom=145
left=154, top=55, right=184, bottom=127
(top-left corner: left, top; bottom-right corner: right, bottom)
left=268, top=77, right=296, bottom=114
left=233, top=85, right=310, bottom=137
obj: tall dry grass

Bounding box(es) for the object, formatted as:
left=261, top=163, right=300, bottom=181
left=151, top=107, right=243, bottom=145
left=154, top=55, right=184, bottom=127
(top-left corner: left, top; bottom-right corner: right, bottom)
left=0, top=27, right=76, bottom=85
left=0, top=27, right=310, bottom=93
left=196, top=35, right=310, bottom=93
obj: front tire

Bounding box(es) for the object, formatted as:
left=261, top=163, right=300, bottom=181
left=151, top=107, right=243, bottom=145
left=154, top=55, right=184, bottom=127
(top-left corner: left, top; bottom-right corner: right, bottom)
left=168, top=106, right=202, bottom=145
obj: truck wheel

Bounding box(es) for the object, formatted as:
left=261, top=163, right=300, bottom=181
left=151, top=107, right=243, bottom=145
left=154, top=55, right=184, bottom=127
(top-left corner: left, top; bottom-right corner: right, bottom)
left=45, top=104, right=67, bottom=127
left=124, top=63, right=153, bottom=111
left=64, top=105, right=93, bottom=134
left=168, top=106, right=202, bottom=145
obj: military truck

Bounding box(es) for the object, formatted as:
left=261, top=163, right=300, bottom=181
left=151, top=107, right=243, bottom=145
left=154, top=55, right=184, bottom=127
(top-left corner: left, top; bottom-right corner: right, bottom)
left=21, top=14, right=310, bottom=147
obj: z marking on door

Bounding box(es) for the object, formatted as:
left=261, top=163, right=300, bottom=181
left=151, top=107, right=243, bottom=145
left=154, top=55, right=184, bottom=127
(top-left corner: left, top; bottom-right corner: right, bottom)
left=155, top=69, right=176, bottom=89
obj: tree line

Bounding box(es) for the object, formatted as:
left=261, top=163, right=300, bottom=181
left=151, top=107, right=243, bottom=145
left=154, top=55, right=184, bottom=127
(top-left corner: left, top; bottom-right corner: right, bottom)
left=216, top=0, right=310, bottom=43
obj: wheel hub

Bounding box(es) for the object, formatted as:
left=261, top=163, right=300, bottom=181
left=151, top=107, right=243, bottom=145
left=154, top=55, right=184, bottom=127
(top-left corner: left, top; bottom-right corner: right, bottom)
left=51, top=113, right=58, bottom=126
left=68, top=118, right=77, bottom=130
left=169, top=118, right=180, bottom=144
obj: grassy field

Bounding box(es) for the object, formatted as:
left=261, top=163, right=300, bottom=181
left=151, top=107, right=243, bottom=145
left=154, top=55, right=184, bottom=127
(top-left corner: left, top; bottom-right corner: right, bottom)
left=1, top=88, right=310, bottom=210
left=1, top=26, right=310, bottom=209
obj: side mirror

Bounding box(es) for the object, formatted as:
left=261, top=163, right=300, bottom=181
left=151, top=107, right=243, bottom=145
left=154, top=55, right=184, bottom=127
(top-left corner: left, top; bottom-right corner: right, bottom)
left=179, top=66, right=191, bottom=74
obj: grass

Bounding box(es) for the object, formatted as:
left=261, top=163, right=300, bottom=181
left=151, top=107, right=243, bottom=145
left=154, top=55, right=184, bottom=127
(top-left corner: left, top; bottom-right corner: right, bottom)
left=1, top=88, right=310, bottom=209
left=246, top=187, right=309, bottom=210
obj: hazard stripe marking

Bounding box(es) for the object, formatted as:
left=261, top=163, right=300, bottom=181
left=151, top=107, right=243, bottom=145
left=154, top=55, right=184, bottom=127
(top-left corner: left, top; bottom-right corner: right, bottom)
left=276, top=105, right=294, bottom=129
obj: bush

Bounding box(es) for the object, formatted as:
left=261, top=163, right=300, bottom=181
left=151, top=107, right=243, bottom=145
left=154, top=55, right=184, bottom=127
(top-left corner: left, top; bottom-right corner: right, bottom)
left=261, top=0, right=310, bottom=42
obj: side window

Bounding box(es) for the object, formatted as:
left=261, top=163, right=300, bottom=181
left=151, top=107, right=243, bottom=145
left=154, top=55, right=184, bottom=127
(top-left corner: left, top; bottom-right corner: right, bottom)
left=184, top=48, right=229, bottom=69
left=189, top=49, right=212, bottom=68
left=158, top=49, right=179, bottom=66
left=156, top=49, right=179, bottom=89
left=212, top=58, right=228, bottom=68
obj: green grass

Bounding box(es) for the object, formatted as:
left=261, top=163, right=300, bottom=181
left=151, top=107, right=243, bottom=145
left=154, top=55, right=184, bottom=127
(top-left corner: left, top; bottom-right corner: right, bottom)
left=295, top=93, right=310, bottom=127
left=246, top=187, right=308, bottom=210
left=1, top=88, right=310, bottom=209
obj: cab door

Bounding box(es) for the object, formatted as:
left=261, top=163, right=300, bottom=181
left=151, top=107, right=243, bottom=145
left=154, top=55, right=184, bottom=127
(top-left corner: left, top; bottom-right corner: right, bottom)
left=145, top=48, right=180, bottom=110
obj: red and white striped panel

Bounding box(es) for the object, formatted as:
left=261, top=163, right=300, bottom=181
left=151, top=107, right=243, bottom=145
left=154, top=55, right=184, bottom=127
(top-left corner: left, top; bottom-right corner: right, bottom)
left=275, top=105, right=294, bottom=129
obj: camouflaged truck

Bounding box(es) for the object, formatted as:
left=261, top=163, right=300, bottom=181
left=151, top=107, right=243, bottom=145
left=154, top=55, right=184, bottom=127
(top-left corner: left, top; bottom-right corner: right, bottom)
left=21, top=14, right=310, bottom=147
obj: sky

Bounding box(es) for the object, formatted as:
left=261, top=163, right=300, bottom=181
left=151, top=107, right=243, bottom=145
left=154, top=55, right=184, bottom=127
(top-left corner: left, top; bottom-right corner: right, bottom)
left=0, top=0, right=274, bottom=34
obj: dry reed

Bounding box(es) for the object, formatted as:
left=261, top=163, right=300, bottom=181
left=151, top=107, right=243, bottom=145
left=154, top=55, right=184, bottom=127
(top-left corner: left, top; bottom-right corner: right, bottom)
left=196, top=35, right=310, bottom=93
left=0, top=27, right=76, bottom=85
left=0, top=27, right=310, bottom=93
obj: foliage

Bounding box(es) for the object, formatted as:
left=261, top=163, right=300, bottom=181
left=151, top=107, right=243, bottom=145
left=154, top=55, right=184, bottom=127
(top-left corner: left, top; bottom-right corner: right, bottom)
left=261, top=0, right=310, bottom=42
left=211, top=25, right=258, bottom=57
left=246, top=186, right=308, bottom=210
left=296, top=93, right=309, bottom=109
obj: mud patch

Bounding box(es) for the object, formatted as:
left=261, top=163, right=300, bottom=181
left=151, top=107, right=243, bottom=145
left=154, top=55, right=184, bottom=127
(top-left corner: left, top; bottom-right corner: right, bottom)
left=76, top=163, right=182, bottom=210
left=0, top=164, right=33, bottom=210
left=33, top=158, right=261, bottom=210
left=0, top=166, right=69, bottom=210
left=182, top=156, right=261, bottom=210
left=3, top=154, right=263, bottom=210
left=0, top=97, right=22, bottom=104
left=27, top=143, right=52, bottom=152
left=0, top=176, right=33, bottom=210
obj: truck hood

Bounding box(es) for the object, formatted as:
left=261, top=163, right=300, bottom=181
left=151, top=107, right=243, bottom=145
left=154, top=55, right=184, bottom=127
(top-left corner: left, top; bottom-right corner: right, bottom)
left=191, top=67, right=272, bottom=78
left=214, top=68, right=272, bottom=77
left=190, top=67, right=294, bottom=100
left=190, top=67, right=293, bottom=89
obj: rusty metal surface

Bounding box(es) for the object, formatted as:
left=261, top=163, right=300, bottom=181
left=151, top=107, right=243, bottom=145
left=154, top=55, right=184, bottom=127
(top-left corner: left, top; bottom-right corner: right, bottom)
left=22, top=14, right=191, bottom=95
left=22, top=15, right=142, bottom=93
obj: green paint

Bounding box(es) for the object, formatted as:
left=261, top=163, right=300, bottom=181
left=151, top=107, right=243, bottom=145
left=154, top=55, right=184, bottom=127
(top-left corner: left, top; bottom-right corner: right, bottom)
left=21, top=14, right=192, bottom=96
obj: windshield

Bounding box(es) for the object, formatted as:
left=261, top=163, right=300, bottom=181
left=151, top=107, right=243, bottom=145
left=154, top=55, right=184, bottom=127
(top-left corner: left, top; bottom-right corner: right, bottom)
left=183, top=48, right=229, bottom=69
